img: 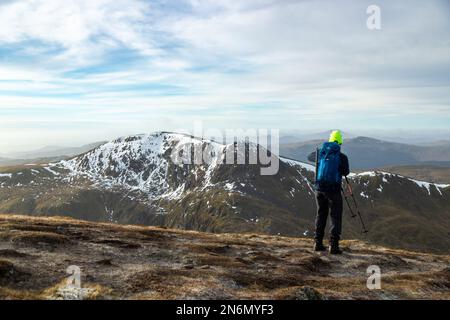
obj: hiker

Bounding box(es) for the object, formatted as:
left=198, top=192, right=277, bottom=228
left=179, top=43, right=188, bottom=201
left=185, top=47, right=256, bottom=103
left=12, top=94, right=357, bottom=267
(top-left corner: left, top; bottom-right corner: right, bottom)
left=307, top=130, right=349, bottom=254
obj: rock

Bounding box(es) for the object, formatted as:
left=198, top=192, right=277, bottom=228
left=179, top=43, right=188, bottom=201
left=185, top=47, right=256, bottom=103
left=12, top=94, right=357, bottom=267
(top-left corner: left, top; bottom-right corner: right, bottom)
left=0, top=259, right=15, bottom=277
left=294, top=286, right=324, bottom=300
left=0, top=259, right=29, bottom=284
left=96, top=258, right=113, bottom=266
left=85, top=274, right=95, bottom=282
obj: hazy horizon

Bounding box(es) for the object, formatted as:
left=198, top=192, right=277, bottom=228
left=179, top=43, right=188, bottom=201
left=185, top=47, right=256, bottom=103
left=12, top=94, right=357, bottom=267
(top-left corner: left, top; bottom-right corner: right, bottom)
left=2, top=127, right=450, bottom=157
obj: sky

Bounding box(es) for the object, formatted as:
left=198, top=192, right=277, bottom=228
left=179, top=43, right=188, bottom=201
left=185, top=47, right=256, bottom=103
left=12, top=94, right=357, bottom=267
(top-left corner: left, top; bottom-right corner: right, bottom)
left=0, top=0, right=449, bottom=153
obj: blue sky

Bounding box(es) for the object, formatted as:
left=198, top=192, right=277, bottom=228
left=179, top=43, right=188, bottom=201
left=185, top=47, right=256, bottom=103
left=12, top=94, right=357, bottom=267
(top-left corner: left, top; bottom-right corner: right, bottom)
left=0, top=0, right=449, bottom=152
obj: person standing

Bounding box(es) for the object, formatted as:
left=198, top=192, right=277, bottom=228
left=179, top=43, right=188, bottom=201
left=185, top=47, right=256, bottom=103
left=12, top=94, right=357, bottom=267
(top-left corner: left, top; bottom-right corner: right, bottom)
left=308, top=130, right=349, bottom=254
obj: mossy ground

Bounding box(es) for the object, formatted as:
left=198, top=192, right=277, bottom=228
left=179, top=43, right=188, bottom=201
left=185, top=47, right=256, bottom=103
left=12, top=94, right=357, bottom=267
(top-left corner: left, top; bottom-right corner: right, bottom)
left=0, top=214, right=448, bottom=300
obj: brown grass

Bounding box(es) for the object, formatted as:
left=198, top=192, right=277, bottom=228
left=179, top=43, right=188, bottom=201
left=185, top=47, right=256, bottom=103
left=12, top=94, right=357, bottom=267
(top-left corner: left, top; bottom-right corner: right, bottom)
left=195, top=254, right=247, bottom=268
left=0, top=249, right=30, bottom=258
left=0, top=231, right=69, bottom=246
left=0, top=214, right=448, bottom=300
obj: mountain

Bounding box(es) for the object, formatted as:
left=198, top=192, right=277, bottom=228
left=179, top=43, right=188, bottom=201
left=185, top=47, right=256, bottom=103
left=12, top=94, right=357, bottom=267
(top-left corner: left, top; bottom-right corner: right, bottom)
left=381, top=165, right=450, bottom=184
left=0, top=132, right=449, bottom=253
left=0, top=215, right=448, bottom=300
left=279, top=130, right=355, bottom=144
left=280, top=136, right=450, bottom=169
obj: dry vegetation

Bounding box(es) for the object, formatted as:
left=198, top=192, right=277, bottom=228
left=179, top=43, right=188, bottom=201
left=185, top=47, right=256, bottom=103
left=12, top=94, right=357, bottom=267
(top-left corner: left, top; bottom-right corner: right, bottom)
left=0, top=214, right=448, bottom=300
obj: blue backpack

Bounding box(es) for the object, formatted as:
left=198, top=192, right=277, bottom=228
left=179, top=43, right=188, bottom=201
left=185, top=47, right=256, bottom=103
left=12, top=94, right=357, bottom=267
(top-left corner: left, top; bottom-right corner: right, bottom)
left=316, top=142, right=341, bottom=191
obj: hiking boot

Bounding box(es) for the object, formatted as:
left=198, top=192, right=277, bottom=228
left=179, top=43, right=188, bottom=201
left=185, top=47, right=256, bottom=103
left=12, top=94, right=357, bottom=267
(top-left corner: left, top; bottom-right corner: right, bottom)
left=329, top=240, right=343, bottom=254
left=313, top=241, right=327, bottom=252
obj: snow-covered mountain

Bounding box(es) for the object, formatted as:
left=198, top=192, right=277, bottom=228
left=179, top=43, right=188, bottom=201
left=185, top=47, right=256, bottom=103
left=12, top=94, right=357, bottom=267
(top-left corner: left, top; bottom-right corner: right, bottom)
left=58, top=132, right=277, bottom=201
left=60, top=132, right=227, bottom=200
left=0, top=132, right=449, bottom=253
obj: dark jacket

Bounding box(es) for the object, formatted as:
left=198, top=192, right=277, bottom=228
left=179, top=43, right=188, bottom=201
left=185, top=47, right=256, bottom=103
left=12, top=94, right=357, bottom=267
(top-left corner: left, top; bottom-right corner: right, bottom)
left=308, top=147, right=350, bottom=192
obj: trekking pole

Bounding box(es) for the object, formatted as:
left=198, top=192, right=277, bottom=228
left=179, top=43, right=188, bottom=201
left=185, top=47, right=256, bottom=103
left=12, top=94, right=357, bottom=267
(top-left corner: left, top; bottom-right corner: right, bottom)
left=341, top=186, right=357, bottom=218
left=345, top=176, right=369, bottom=234
left=314, top=147, right=319, bottom=183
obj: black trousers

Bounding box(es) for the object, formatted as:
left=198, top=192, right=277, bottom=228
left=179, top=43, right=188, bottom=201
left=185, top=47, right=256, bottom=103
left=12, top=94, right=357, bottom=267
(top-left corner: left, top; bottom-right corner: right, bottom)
left=315, top=191, right=343, bottom=242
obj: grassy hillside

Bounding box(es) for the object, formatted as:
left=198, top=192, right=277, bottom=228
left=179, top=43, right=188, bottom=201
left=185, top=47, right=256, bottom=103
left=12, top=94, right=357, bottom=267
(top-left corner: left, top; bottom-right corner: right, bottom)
left=0, top=215, right=448, bottom=300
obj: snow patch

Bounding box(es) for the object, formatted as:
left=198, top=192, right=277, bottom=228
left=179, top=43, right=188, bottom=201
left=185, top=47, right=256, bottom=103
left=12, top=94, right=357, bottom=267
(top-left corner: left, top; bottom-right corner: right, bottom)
left=351, top=170, right=449, bottom=196
left=360, top=191, right=369, bottom=199
left=410, top=179, right=448, bottom=196
left=224, top=182, right=236, bottom=191
left=44, top=167, right=59, bottom=176
left=280, top=157, right=315, bottom=172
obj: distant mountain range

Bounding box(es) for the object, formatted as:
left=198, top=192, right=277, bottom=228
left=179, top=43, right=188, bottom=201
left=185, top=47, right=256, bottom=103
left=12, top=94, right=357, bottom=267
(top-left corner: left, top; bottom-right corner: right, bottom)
left=3, top=135, right=450, bottom=171
left=2, top=142, right=106, bottom=160
left=279, top=129, right=450, bottom=145
left=0, top=142, right=106, bottom=167
left=279, top=130, right=356, bottom=144
left=0, top=132, right=448, bottom=253
left=280, top=136, right=450, bottom=170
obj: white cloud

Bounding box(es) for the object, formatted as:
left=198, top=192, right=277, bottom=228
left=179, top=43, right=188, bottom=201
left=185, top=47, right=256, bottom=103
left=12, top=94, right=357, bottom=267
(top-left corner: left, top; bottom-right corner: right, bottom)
left=0, top=0, right=158, bottom=65
left=0, top=0, right=449, bottom=152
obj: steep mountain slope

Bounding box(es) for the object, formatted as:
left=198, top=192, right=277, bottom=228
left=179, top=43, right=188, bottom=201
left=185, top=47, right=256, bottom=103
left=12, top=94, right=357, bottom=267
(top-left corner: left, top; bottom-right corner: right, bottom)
left=280, top=136, right=450, bottom=169
left=0, top=132, right=449, bottom=253
left=0, top=215, right=449, bottom=300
